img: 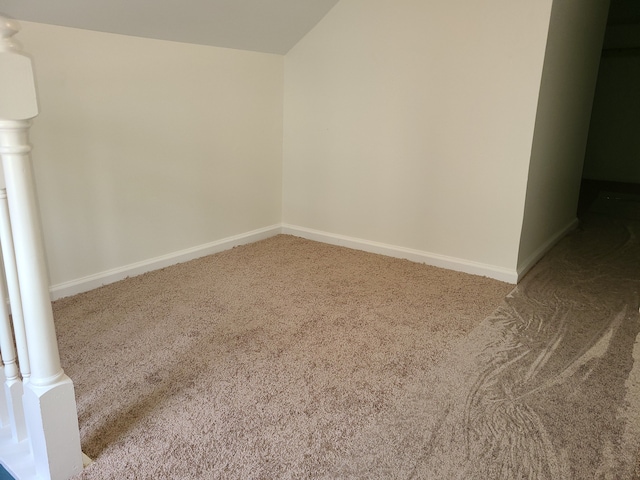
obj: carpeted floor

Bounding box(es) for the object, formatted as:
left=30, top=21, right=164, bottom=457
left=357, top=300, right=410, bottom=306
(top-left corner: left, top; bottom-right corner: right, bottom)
left=401, top=211, right=640, bottom=479
left=55, top=207, right=640, bottom=478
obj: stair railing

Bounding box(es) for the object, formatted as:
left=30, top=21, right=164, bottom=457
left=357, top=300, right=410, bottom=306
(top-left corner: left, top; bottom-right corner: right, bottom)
left=0, top=15, right=84, bottom=480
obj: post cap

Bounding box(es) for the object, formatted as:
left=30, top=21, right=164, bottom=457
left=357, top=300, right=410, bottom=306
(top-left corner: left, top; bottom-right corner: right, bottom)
left=0, top=15, right=38, bottom=120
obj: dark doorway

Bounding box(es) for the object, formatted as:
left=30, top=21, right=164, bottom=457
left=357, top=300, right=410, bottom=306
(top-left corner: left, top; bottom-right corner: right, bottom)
left=579, top=0, right=640, bottom=218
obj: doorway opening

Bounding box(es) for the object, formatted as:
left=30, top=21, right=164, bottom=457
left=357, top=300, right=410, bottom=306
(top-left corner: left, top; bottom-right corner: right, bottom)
left=578, top=0, right=640, bottom=219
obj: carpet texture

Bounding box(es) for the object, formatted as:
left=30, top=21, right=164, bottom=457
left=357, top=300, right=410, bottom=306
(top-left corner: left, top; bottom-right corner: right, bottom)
left=54, top=214, right=639, bottom=478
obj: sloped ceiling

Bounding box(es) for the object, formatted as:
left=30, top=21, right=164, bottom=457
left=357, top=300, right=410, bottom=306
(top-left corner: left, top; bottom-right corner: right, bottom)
left=0, top=0, right=340, bottom=54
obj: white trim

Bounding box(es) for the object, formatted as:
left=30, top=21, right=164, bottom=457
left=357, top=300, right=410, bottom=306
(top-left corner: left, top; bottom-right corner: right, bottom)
left=49, top=225, right=281, bottom=300
left=516, top=217, right=579, bottom=281
left=0, top=426, right=36, bottom=480
left=52, top=220, right=571, bottom=301
left=281, top=224, right=518, bottom=283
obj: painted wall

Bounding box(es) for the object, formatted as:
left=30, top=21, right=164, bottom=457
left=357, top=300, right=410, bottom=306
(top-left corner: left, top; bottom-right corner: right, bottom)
left=13, top=2, right=610, bottom=293
left=517, top=0, right=610, bottom=272
left=18, top=22, right=284, bottom=288
left=283, top=0, right=554, bottom=276
left=582, top=23, right=640, bottom=184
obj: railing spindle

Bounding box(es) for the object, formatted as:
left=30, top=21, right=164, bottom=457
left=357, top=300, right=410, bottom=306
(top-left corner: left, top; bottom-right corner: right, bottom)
left=0, top=14, right=84, bottom=479
left=0, top=250, right=26, bottom=442
left=0, top=184, right=31, bottom=383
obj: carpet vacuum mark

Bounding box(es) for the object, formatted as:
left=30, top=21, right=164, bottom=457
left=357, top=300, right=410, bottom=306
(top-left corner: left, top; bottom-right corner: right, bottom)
left=362, top=212, right=640, bottom=479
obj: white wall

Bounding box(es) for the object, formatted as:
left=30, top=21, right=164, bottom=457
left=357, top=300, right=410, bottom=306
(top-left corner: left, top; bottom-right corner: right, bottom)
left=283, top=0, right=554, bottom=278
left=18, top=22, right=283, bottom=290
left=517, top=0, right=610, bottom=273
left=14, top=2, right=610, bottom=293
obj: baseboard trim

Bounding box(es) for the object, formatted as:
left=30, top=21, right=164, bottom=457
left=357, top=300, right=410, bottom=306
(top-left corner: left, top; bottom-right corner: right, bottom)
left=49, top=225, right=282, bottom=300
left=516, top=217, right=579, bottom=281
left=281, top=224, right=518, bottom=283
left=50, top=221, right=542, bottom=300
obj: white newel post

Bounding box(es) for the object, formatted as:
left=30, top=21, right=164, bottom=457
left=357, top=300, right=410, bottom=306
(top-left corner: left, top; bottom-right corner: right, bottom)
left=0, top=15, right=83, bottom=480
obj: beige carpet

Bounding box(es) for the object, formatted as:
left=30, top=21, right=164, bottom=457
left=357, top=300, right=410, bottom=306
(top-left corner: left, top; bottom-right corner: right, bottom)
left=54, top=215, right=639, bottom=478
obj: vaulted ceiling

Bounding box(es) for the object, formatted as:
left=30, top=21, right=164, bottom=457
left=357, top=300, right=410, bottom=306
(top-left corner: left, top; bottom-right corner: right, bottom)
left=0, top=0, right=340, bottom=54
left=4, top=0, right=640, bottom=54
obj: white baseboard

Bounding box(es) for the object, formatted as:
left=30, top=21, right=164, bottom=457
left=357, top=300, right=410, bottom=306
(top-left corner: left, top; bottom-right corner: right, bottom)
left=52, top=219, right=569, bottom=301
left=281, top=224, right=518, bottom=284
left=49, top=225, right=281, bottom=300
left=516, top=217, right=579, bottom=281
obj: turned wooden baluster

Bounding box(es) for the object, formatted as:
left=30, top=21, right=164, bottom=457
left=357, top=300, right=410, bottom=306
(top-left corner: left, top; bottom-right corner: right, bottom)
left=0, top=180, right=31, bottom=383
left=0, top=225, right=27, bottom=442
left=0, top=168, right=29, bottom=443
